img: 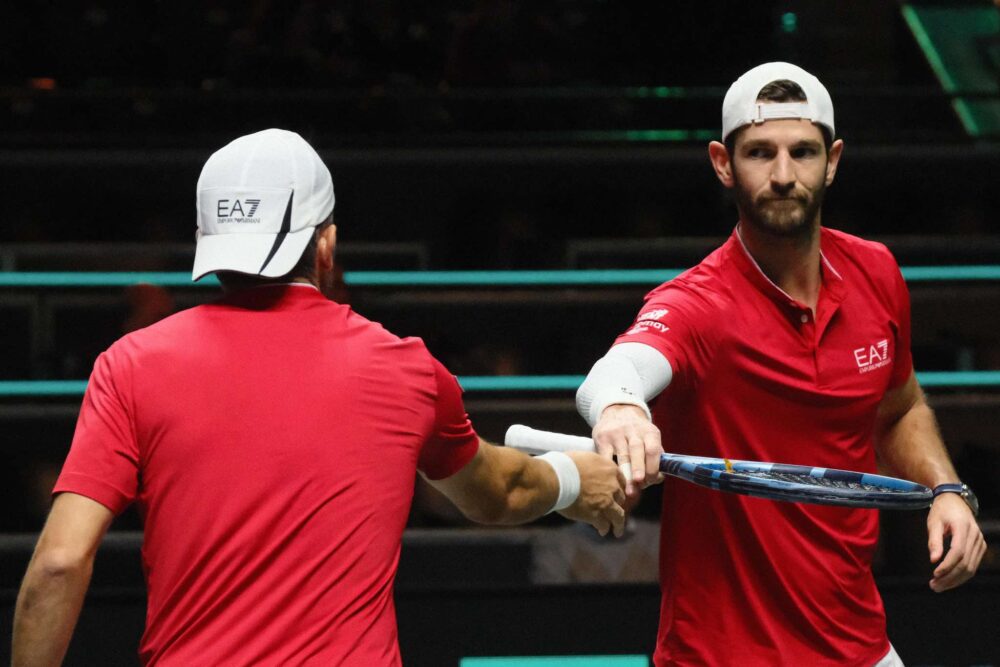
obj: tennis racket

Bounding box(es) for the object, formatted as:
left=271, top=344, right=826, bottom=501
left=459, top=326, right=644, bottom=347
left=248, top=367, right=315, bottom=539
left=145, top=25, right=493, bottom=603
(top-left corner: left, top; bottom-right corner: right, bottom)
left=505, top=424, right=933, bottom=510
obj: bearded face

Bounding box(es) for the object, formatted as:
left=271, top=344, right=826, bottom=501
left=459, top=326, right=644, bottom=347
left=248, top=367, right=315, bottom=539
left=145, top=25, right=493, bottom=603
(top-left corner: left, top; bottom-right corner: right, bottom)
left=726, top=119, right=833, bottom=239
left=731, top=163, right=826, bottom=238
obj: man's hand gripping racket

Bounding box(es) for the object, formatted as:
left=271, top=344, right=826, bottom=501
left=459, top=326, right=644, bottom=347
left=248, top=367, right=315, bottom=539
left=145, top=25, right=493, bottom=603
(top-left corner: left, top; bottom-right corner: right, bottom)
left=506, top=425, right=933, bottom=510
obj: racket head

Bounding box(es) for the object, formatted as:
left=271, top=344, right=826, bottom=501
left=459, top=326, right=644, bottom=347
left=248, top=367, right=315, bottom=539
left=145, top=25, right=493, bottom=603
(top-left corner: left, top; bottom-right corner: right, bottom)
left=660, top=455, right=933, bottom=510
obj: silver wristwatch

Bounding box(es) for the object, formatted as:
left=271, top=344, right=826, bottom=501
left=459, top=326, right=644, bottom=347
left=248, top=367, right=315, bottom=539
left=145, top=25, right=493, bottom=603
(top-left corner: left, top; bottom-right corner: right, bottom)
left=932, top=483, right=979, bottom=517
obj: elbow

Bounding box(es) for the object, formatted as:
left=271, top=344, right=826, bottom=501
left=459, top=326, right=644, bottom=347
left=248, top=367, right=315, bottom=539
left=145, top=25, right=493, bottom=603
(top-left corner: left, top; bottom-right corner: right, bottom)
left=32, top=547, right=93, bottom=580
left=463, top=484, right=541, bottom=525
left=460, top=499, right=511, bottom=525
left=457, top=482, right=524, bottom=525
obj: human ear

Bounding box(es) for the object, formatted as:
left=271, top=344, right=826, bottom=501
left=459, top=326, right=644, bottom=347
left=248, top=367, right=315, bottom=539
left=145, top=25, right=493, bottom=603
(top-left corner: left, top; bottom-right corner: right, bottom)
left=824, top=139, right=845, bottom=186
left=708, top=141, right=734, bottom=188
left=316, top=224, right=337, bottom=272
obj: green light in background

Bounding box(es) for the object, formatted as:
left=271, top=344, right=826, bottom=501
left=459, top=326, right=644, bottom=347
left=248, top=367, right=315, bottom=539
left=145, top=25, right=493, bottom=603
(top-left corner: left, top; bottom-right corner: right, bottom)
left=901, top=5, right=983, bottom=137
left=623, top=129, right=717, bottom=142
left=569, top=129, right=716, bottom=142
left=630, top=86, right=686, bottom=99
left=652, top=86, right=684, bottom=98
left=781, top=12, right=798, bottom=33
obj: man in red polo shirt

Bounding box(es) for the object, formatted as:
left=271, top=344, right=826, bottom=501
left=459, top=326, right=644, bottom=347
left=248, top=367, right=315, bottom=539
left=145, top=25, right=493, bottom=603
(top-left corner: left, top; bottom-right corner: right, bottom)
left=576, top=63, right=985, bottom=666
left=13, top=129, right=627, bottom=666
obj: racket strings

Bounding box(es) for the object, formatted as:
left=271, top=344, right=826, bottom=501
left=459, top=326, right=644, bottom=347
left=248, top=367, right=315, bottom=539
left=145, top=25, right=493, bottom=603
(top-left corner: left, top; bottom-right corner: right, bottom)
left=742, top=471, right=908, bottom=493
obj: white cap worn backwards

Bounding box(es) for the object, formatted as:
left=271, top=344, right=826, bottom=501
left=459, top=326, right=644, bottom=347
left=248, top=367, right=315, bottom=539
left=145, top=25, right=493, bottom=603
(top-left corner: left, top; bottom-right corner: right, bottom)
left=721, top=62, right=835, bottom=142
left=193, top=129, right=335, bottom=281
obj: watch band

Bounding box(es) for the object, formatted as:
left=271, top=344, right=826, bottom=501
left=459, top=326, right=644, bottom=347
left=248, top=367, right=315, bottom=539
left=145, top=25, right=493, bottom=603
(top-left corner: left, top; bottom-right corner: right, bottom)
left=932, top=483, right=966, bottom=496
left=932, top=483, right=979, bottom=517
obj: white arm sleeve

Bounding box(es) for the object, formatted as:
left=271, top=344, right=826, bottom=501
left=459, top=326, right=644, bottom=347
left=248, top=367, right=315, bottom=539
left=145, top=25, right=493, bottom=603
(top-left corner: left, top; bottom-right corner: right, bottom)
left=575, top=342, right=674, bottom=427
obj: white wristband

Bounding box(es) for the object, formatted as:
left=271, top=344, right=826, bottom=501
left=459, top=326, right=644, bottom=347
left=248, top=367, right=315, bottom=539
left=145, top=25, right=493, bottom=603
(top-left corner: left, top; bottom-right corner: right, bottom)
left=536, top=451, right=581, bottom=513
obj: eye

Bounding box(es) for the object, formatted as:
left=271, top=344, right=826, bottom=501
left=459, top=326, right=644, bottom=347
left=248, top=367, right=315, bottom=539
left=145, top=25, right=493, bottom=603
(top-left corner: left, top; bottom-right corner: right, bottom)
left=791, top=145, right=820, bottom=159
left=746, top=147, right=772, bottom=159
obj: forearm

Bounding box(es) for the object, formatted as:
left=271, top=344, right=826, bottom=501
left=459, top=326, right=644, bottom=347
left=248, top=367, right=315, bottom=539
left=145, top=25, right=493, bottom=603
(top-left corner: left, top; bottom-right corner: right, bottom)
left=576, top=343, right=672, bottom=426
left=427, top=439, right=560, bottom=525
left=13, top=558, right=93, bottom=667
left=471, top=443, right=562, bottom=524
left=874, top=374, right=983, bottom=592
left=874, top=399, right=959, bottom=488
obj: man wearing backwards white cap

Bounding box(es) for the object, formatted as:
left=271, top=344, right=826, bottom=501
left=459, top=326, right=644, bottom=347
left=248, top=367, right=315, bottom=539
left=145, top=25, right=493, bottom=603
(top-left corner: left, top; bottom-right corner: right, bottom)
left=13, top=128, right=627, bottom=666
left=576, top=63, right=985, bottom=666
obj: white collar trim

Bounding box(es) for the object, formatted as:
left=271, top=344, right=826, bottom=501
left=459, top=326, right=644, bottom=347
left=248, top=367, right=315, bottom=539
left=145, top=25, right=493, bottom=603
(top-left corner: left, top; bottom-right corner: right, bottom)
left=735, top=224, right=842, bottom=302
left=735, top=225, right=797, bottom=303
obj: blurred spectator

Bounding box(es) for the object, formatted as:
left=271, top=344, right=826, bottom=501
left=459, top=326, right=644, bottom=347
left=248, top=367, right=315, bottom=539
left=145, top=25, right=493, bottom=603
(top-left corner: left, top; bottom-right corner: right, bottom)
left=122, top=284, right=176, bottom=333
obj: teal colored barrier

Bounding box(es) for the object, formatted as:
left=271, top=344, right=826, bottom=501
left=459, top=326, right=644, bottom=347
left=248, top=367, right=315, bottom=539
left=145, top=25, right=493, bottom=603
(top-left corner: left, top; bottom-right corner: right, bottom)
left=0, top=380, right=88, bottom=396
left=917, top=371, right=1000, bottom=387
left=0, top=272, right=219, bottom=287
left=3, top=372, right=999, bottom=397
left=2, top=266, right=1000, bottom=288
left=900, top=266, right=1000, bottom=281
left=458, top=375, right=585, bottom=391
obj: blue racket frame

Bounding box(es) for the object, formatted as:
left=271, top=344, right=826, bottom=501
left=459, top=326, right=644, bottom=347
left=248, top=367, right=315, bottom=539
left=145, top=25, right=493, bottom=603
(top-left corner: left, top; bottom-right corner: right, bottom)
left=659, top=454, right=933, bottom=510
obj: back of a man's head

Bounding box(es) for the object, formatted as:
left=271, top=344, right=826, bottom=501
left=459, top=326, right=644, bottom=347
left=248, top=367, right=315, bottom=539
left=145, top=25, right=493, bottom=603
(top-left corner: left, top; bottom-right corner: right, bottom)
left=214, top=217, right=333, bottom=291
left=192, top=129, right=335, bottom=288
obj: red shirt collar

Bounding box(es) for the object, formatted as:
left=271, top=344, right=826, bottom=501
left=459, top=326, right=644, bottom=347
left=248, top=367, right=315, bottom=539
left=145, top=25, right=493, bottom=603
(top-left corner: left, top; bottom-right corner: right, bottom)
left=725, top=224, right=847, bottom=325
left=215, top=283, right=328, bottom=310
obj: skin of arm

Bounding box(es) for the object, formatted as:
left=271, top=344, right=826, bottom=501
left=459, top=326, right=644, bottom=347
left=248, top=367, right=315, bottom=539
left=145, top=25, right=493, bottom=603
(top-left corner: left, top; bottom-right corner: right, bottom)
left=427, top=437, right=627, bottom=536
left=873, top=371, right=987, bottom=592
left=13, top=493, right=115, bottom=667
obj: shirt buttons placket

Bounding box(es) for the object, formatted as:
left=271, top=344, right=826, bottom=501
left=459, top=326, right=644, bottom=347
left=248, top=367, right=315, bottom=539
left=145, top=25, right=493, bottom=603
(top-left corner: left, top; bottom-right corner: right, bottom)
left=800, top=313, right=809, bottom=324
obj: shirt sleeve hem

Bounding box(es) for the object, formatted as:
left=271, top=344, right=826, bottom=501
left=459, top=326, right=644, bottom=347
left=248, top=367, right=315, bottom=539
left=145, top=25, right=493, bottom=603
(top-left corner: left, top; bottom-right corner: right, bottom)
left=420, top=434, right=480, bottom=481
left=53, top=472, right=131, bottom=515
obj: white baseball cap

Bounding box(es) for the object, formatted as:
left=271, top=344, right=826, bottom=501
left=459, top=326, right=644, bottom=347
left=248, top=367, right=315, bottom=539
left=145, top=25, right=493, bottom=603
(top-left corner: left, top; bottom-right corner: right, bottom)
left=721, top=62, right=835, bottom=141
left=193, top=129, right=335, bottom=281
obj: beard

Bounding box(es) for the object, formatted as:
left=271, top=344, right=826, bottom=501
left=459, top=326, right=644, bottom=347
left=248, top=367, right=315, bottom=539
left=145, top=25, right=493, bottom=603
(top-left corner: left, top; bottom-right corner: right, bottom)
left=732, top=170, right=826, bottom=239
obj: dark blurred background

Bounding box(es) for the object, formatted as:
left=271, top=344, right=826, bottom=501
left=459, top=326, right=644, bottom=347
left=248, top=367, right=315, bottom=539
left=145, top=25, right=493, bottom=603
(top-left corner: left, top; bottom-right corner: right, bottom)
left=1, top=1, right=999, bottom=664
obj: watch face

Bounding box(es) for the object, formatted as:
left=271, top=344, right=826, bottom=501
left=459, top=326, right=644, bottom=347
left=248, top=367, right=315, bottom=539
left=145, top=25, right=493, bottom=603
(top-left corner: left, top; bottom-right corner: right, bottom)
left=962, top=486, right=980, bottom=516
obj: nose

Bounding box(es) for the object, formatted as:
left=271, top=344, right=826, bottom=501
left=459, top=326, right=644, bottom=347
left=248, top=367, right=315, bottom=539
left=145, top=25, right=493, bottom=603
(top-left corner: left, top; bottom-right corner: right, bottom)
left=769, top=151, right=795, bottom=194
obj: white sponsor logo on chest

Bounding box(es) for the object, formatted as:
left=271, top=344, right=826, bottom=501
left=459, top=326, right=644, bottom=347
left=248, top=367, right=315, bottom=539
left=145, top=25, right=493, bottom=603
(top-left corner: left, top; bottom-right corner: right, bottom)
left=854, top=339, right=891, bottom=374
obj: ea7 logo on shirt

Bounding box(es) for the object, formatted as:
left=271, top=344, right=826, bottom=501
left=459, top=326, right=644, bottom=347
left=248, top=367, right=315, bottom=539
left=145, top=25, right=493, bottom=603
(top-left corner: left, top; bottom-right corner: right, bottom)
left=854, top=339, right=891, bottom=374
left=626, top=308, right=670, bottom=336
left=217, top=199, right=262, bottom=223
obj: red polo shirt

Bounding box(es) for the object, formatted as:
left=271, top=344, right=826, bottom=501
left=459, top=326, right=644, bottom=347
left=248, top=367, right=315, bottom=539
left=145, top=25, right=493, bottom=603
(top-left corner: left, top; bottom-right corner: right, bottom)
left=615, top=227, right=912, bottom=667
left=54, top=285, right=479, bottom=666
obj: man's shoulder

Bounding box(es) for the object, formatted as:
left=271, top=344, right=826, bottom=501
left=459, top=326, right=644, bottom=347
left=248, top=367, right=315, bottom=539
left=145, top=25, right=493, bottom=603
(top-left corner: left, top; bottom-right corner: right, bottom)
left=643, top=244, right=733, bottom=308
left=98, top=303, right=216, bottom=364
left=102, top=300, right=436, bottom=379
left=822, top=228, right=907, bottom=309
left=822, top=227, right=897, bottom=269
left=345, top=309, right=433, bottom=356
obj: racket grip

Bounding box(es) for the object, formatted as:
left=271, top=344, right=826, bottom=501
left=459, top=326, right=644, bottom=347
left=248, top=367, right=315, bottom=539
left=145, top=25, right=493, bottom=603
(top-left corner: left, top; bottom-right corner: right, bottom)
left=504, top=425, right=596, bottom=455
left=504, top=425, right=633, bottom=483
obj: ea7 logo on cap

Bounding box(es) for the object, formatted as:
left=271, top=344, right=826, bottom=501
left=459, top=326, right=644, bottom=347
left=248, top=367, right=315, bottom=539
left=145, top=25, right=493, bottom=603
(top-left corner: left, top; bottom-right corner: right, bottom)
left=217, top=198, right=262, bottom=223
left=854, top=339, right=890, bottom=374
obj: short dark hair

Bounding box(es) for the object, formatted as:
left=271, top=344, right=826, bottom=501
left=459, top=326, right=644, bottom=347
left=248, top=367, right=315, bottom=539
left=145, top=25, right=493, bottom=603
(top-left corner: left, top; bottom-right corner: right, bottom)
left=724, top=79, right=833, bottom=155
left=215, top=217, right=333, bottom=291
